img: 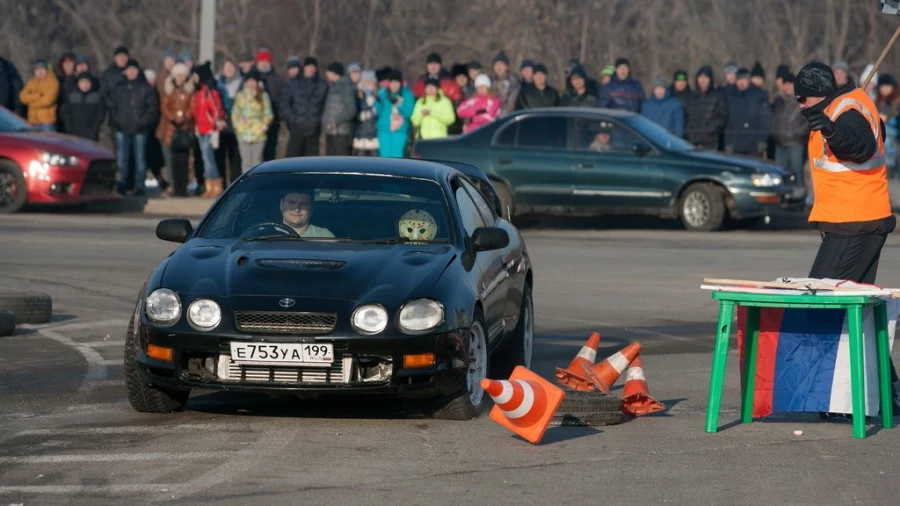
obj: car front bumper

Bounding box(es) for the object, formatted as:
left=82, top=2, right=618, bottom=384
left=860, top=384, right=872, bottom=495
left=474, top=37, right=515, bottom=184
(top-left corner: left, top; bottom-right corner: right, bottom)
left=133, top=323, right=471, bottom=399
left=26, top=159, right=120, bottom=205
left=728, top=185, right=807, bottom=218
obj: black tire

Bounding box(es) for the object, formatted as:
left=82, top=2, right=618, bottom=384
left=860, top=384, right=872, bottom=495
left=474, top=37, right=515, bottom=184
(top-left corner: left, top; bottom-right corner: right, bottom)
left=550, top=390, right=625, bottom=427
left=0, top=310, right=14, bottom=337
left=124, top=312, right=190, bottom=413
left=678, top=183, right=727, bottom=232
left=494, top=182, right=514, bottom=221
left=433, top=308, right=489, bottom=420
left=491, top=282, right=533, bottom=379
left=0, top=160, right=27, bottom=214
left=0, top=291, right=52, bottom=324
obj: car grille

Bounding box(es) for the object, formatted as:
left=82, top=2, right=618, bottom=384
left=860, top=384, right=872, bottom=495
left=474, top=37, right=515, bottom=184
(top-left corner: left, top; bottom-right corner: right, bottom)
left=80, top=160, right=118, bottom=196
left=217, top=353, right=351, bottom=384
left=234, top=311, right=337, bottom=335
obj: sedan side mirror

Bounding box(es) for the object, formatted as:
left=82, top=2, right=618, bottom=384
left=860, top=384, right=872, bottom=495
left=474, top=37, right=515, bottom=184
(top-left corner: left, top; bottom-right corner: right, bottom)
left=156, top=218, right=194, bottom=243
left=472, top=227, right=509, bottom=252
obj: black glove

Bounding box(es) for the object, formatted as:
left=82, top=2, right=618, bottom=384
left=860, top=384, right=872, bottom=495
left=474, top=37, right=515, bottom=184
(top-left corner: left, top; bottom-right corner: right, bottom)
left=802, top=108, right=836, bottom=137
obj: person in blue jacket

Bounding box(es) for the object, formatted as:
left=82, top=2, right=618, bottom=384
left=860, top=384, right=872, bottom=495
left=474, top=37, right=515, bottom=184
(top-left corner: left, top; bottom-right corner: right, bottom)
left=598, top=58, right=645, bottom=112
left=375, top=69, right=415, bottom=157
left=640, top=76, right=685, bottom=137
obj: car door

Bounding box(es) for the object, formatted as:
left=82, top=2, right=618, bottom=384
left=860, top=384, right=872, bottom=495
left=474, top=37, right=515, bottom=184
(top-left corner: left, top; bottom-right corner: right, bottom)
left=571, top=116, right=668, bottom=212
left=489, top=115, right=576, bottom=214
left=453, top=178, right=508, bottom=344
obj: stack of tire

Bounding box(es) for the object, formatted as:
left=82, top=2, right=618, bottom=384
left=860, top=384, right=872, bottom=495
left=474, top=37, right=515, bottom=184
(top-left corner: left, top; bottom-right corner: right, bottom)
left=0, top=292, right=53, bottom=336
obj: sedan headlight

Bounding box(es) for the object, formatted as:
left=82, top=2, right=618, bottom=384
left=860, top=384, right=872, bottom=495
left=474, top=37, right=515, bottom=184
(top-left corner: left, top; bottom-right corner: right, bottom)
left=751, top=173, right=783, bottom=187
left=352, top=304, right=388, bottom=334
left=145, top=288, right=181, bottom=326
left=187, top=299, right=221, bottom=330
left=40, top=152, right=81, bottom=167
left=398, top=299, right=444, bottom=333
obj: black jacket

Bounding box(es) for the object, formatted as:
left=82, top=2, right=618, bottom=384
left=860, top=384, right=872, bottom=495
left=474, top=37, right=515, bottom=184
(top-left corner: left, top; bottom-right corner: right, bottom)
left=108, top=77, right=158, bottom=135
left=0, top=57, right=24, bottom=114
left=60, top=87, right=106, bottom=141
left=100, top=63, right=126, bottom=107
left=560, top=90, right=597, bottom=108
left=771, top=94, right=808, bottom=147
left=279, top=74, right=328, bottom=136
left=259, top=70, right=285, bottom=121
left=724, top=86, right=771, bottom=154
left=515, top=84, right=560, bottom=110
left=684, top=88, right=727, bottom=149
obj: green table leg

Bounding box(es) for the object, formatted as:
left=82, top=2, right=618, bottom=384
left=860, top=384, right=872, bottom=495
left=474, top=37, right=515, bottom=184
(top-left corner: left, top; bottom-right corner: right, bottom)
left=847, top=306, right=867, bottom=439
left=706, top=301, right=735, bottom=433
left=874, top=302, right=894, bottom=429
left=741, top=307, right=760, bottom=423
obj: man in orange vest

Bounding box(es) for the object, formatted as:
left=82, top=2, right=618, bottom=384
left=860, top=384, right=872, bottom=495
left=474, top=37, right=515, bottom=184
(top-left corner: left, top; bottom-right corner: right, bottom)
left=795, top=61, right=899, bottom=413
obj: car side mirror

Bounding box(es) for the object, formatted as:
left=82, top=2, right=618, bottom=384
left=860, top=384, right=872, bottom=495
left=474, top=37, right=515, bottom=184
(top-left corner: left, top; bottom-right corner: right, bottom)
left=156, top=218, right=193, bottom=243
left=472, top=227, right=509, bottom=252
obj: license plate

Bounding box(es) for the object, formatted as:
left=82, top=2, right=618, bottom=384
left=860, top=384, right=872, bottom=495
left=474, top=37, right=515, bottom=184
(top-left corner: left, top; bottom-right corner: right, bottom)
left=229, top=342, right=334, bottom=367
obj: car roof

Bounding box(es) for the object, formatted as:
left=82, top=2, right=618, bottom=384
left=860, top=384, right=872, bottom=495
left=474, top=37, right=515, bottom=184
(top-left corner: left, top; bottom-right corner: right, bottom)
left=248, top=156, right=461, bottom=180
left=507, top=107, right=638, bottom=119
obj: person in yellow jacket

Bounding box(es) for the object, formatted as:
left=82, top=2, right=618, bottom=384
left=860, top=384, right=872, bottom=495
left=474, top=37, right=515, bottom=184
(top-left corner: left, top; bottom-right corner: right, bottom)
left=19, top=59, right=60, bottom=131
left=795, top=61, right=900, bottom=414
left=411, top=77, right=456, bottom=140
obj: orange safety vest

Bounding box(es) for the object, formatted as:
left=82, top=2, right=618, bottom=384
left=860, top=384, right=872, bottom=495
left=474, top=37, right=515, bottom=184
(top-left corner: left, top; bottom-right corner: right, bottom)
left=808, top=87, right=892, bottom=223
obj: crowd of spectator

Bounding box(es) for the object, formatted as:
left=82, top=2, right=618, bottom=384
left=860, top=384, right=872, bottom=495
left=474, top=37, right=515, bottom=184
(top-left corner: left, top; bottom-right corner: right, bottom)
left=0, top=45, right=894, bottom=199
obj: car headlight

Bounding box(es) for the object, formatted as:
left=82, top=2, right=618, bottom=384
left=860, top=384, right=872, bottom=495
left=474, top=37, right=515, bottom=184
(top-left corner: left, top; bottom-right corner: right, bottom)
left=145, top=288, right=181, bottom=326
left=751, top=173, right=783, bottom=187
left=352, top=304, right=388, bottom=334
left=39, top=152, right=81, bottom=167
left=398, top=299, right=444, bottom=333
left=187, top=299, right=221, bottom=330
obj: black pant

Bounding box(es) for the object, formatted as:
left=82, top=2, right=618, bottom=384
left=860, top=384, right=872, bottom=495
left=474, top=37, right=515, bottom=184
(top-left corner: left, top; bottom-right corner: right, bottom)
left=215, top=129, right=241, bottom=185
left=286, top=129, right=320, bottom=157
left=808, top=231, right=899, bottom=388
left=263, top=121, right=280, bottom=161
left=326, top=134, right=352, bottom=156
left=170, top=149, right=191, bottom=197
left=191, top=136, right=204, bottom=190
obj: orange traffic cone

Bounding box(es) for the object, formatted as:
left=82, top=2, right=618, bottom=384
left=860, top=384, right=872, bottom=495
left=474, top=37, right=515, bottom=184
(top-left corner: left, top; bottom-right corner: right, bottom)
left=620, top=355, right=666, bottom=416
left=482, top=366, right=566, bottom=445
left=581, top=342, right=641, bottom=394
left=555, top=332, right=601, bottom=391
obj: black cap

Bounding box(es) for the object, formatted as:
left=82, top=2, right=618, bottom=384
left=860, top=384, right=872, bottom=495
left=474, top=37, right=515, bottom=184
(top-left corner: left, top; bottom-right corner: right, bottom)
left=326, top=61, right=344, bottom=76
left=243, top=68, right=262, bottom=82
left=75, top=71, right=94, bottom=83
left=387, top=69, right=403, bottom=83
left=193, top=61, right=214, bottom=84
left=696, top=65, right=714, bottom=80
left=75, top=55, right=90, bottom=65
left=736, top=67, right=751, bottom=79
left=615, top=57, right=630, bottom=68
left=521, top=59, right=535, bottom=70
left=375, top=66, right=393, bottom=82
left=795, top=61, right=837, bottom=98
left=125, top=59, right=140, bottom=70
left=533, top=64, right=548, bottom=75
left=751, top=61, right=765, bottom=78
left=286, top=56, right=301, bottom=69
left=776, top=64, right=790, bottom=80
left=426, top=52, right=442, bottom=65
left=569, top=66, right=587, bottom=79
left=782, top=72, right=796, bottom=84
left=878, top=74, right=898, bottom=88
left=451, top=63, right=468, bottom=77
left=113, top=45, right=129, bottom=57
left=493, top=51, right=509, bottom=65
left=424, top=76, right=441, bottom=88
left=303, top=57, right=318, bottom=68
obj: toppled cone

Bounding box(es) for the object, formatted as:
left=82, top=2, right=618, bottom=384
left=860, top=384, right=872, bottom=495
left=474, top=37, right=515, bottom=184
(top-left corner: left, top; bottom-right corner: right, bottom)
left=482, top=366, right=565, bottom=445
left=581, top=342, right=641, bottom=394
left=555, top=332, right=601, bottom=391
left=621, top=355, right=665, bottom=416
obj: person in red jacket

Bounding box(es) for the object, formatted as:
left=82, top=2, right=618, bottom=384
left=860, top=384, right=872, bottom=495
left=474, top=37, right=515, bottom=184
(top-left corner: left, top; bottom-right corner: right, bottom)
left=412, top=53, right=462, bottom=104
left=192, top=61, right=227, bottom=198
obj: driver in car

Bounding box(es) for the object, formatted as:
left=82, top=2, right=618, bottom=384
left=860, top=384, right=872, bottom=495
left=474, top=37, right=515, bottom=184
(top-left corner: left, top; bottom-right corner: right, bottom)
left=281, top=190, right=335, bottom=238
left=589, top=122, right=613, bottom=152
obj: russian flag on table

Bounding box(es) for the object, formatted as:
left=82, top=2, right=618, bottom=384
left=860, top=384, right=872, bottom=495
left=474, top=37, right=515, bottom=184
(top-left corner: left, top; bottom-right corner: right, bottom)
left=736, top=301, right=898, bottom=417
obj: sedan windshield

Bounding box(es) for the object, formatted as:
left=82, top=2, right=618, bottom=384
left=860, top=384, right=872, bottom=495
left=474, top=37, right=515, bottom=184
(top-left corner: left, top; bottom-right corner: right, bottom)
left=197, top=173, right=456, bottom=244
left=0, top=107, right=33, bottom=133
left=624, top=115, right=695, bottom=152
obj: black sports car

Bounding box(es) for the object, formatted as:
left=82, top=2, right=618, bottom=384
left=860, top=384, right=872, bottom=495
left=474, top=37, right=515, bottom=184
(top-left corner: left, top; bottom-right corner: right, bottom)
left=125, top=157, right=534, bottom=420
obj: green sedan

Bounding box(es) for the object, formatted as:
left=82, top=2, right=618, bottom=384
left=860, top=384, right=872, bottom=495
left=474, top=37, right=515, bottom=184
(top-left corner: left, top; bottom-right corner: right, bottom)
left=412, top=108, right=806, bottom=231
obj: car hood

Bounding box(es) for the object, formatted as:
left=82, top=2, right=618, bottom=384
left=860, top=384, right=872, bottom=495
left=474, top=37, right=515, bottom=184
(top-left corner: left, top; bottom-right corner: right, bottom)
left=160, top=240, right=457, bottom=308
left=1, top=132, right=113, bottom=159
left=679, top=149, right=789, bottom=176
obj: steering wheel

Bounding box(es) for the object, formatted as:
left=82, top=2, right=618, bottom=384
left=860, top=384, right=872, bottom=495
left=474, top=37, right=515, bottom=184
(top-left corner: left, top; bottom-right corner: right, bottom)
left=240, top=222, right=300, bottom=239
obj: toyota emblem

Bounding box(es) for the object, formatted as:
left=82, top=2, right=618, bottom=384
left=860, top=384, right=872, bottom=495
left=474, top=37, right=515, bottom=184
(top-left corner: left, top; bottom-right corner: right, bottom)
left=278, top=298, right=295, bottom=308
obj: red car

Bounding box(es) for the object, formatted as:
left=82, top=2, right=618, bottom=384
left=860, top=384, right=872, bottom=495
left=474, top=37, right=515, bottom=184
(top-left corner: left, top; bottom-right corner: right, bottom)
left=0, top=106, right=119, bottom=213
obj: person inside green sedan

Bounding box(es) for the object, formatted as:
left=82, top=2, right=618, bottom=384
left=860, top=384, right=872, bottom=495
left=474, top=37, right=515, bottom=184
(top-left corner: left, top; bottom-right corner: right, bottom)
left=589, top=122, right=613, bottom=152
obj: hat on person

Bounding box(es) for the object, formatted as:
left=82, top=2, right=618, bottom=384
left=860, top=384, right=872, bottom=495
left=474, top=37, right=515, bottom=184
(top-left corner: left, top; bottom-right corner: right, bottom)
left=387, top=68, right=403, bottom=83
left=782, top=72, right=796, bottom=84
left=696, top=65, right=714, bottom=80
left=468, top=60, right=483, bottom=71
left=451, top=63, right=468, bottom=78
left=426, top=52, right=442, bottom=65
left=75, top=55, right=90, bottom=66
left=751, top=61, right=765, bottom=78
left=794, top=61, right=837, bottom=98
left=303, top=56, right=318, bottom=68
left=347, top=62, right=362, bottom=74
left=569, top=66, right=587, bottom=80
left=171, top=62, right=190, bottom=77
left=255, top=49, right=273, bottom=63
left=163, top=48, right=175, bottom=59
left=775, top=64, right=790, bottom=80
left=125, top=59, right=141, bottom=70
left=326, top=61, right=344, bottom=76
left=239, top=52, right=255, bottom=63
left=178, top=48, right=194, bottom=62
left=673, top=70, right=688, bottom=82
left=113, top=45, right=129, bottom=57
left=653, top=76, right=667, bottom=89
left=60, top=52, right=76, bottom=62
left=375, top=66, right=393, bottom=82
left=360, top=70, right=377, bottom=83
left=33, top=58, right=48, bottom=69
left=878, top=73, right=898, bottom=88
left=595, top=120, right=613, bottom=134
left=193, top=61, right=214, bottom=83
left=724, top=60, right=739, bottom=75
left=533, top=64, right=549, bottom=75
left=144, top=69, right=156, bottom=80
left=243, top=68, right=262, bottom=83
left=286, top=56, right=301, bottom=69
left=521, top=59, right=535, bottom=70
left=424, top=76, right=441, bottom=88
left=75, top=71, right=93, bottom=83
left=832, top=60, right=850, bottom=73
left=735, top=67, right=751, bottom=79
left=493, top=51, right=509, bottom=65
left=474, top=73, right=492, bottom=89
left=614, top=57, right=630, bottom=68
left=600, top=64, right=615, bottom=77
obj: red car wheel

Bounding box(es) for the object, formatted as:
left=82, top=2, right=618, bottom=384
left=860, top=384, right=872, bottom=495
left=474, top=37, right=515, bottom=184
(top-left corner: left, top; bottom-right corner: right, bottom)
left=0, top=160, right=27, bottom=213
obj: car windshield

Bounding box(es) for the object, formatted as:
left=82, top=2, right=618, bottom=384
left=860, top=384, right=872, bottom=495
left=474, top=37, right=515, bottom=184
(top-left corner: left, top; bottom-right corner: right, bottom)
left=0, top=107, right=33, bottom=133
left=197, top=173, right=456, bottom=244
left=623, top=115, right=695, bottom=152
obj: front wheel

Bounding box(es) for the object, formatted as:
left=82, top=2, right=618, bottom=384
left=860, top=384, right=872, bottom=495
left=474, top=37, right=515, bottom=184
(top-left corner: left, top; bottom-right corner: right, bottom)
left=491, top=282, right=533, bottom=378
left=679, top=183, right=726, bottom=231
left=124, top=313, right=190, bottom=413
left=0, top=161, right=27, bottom=214
left=432, top=308, right=489, bottom=420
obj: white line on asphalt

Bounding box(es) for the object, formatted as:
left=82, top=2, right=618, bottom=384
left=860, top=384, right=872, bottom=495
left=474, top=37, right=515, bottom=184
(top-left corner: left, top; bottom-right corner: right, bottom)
left=0, top=484, right=171, bottom=494
left=78, top=340, right=124, bottom=347
left=99, top=359, right=122, bottom=366
left=0, top=451, right=241, bottom=464
left=37, top=328, right=109, bottom=392
left=18, top=424, right=245, bottom=436
left=20, top=318, right=129, bottom=332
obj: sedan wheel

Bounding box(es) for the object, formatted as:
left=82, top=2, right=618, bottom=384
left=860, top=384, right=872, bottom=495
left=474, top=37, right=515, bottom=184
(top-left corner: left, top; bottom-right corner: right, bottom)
left=679, top=183, right=726, bottom=231
left=0, top=162, right=27, bottom=214
left=466, top=320, right=488, bottom=406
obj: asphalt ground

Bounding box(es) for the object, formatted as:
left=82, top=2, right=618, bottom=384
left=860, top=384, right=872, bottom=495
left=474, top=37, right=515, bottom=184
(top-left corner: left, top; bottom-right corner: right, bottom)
left=1, top=212, right=899, bottom=505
